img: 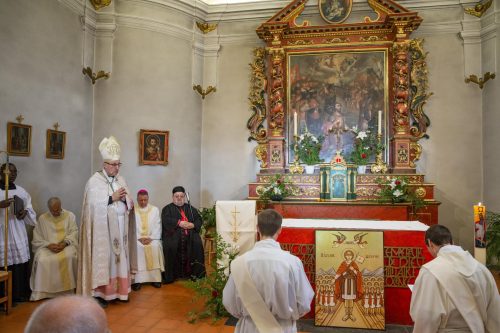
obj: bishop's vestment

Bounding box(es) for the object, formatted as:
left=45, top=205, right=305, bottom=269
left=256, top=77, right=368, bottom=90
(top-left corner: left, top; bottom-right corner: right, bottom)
left=134, top=204, right=164, bottom=283
left=77, top=171, right=137, bottom=301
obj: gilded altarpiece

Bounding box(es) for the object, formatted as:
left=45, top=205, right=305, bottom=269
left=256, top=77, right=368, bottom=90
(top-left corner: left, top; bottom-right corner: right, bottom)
left=248, top=1, right=436, bottom=222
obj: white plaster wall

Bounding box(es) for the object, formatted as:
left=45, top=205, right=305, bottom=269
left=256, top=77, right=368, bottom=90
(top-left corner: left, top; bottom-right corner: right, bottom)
left=92, top=25, right=202, bottom=210
left=483, top=8, right=500, bottom=212
left=200, top=41, right=262, bottom=208
left=0, top=0, right=93, bottom=219
left=416, top=33, right=482, bottom=251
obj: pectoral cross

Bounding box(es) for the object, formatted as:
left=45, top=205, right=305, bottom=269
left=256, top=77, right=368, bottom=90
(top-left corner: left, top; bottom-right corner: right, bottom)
left=230, top=206, right=241, bottom=243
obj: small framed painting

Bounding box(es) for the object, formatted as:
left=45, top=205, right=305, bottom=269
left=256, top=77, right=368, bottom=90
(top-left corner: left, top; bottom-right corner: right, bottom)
left=46, top=129, right=66, bottom=159
left=7, top=122, right=32, bottom=156
left=139, top=129, right=169, bottom=165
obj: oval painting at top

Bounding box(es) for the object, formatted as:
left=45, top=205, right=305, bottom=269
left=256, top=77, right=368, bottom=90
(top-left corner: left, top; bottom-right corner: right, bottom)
left=319, top=0, right=353, bottom=24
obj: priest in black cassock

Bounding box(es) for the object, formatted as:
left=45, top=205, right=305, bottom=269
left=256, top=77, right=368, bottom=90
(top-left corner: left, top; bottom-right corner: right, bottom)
left=161, top=186, right=205, bottom=284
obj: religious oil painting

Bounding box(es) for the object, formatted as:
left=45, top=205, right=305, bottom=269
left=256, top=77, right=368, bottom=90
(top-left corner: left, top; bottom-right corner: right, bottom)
left=315, top=230, right=385, bottom=330
left=319, top=0, right=353, bottom=24
left=288, top=50, right=387, bottom=164
left=7, top=122, right=32, bottom=156
left=46, top=129, right=66, bottom=159
left=139, top=129, right=169, bottom=165
left=474, top=204, right=486, bottom=248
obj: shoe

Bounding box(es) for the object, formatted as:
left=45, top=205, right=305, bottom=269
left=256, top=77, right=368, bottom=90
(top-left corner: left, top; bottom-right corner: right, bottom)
left=95, top=297, right=108, bottom=309
left=132, top=283, right=141, bottom=291
left=152, top=282, right=162, bottom=288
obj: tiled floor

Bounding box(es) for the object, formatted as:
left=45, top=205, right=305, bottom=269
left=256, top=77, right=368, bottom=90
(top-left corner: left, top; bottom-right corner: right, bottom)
left=1, top=271, right=499, bottom=332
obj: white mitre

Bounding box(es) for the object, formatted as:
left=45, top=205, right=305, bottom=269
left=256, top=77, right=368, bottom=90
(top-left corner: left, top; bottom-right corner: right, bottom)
left=99, top=136, right=121, bottom=161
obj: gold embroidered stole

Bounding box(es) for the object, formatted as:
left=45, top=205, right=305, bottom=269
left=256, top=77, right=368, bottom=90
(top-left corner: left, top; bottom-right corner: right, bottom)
left=138, top=206, right=154, bottom=270
left=49, top=211, right=72, bottom=290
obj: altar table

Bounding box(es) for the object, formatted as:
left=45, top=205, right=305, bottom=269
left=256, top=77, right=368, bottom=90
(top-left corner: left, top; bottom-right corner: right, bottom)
left=277, top=219, right=432, bottom=325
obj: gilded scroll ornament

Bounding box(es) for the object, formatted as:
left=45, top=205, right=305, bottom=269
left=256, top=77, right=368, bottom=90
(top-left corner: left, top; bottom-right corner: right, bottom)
left=464, top=0, right=493, bottom=18
left=255, top=143, right=268, bottom=168
left=465, top=72, right=496, bottom=89
left=288, top=40, right=314, bottom=46
left=195, top=21, right=217, bottom=34
left=90, top=0, right=112, bottom=11
left=322, top=37, right=350, bottom=44
left=409, top=39, right=432, bottom=140
left=247, top=48, right=268, bottom=142
left=409, top=142, right=422, bottom=168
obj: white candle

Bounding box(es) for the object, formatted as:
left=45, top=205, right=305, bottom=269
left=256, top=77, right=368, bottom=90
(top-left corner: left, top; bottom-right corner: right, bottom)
left=294, top=111, right=298, bottom=137
left=378, top=110, right=382, bottom=135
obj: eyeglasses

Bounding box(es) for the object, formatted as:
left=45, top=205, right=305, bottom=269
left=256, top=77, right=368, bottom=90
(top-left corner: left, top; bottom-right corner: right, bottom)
left=105, top=162, right=122, bottom=167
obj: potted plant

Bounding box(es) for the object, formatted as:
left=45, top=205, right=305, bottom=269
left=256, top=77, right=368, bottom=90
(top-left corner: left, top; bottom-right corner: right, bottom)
left=376, top=176, right=425, bottom=216
left=185, top=234, right=239, bottom=322
left=258, top=174, right=295, bottom=202
left=349, top=130, right=374, bottom=173
left=200, top=204, right=216, bottom=239
left=296, top=132, right=324, bottom=174
left=486, top=211, right=500, bottom=270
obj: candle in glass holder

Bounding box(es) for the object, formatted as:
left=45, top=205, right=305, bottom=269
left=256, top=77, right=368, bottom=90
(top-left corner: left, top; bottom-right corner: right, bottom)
left=294, top=111, right=298, bottom=137
left=378, top=110, right=382, bottom=135
left=474, top=202, right=486, bottom=264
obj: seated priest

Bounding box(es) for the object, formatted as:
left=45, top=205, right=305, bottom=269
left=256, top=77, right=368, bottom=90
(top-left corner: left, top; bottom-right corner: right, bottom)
left=161, top=186, right=205, bottom=284
left=132, top=189, right=164, bottom=290
left=30, top=197, right=78, bottom=301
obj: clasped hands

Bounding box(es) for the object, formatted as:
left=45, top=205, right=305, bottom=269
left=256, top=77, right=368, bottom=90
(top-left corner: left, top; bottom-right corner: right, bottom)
left=0, top=198, right=28, bottom=219
left=47, top=241, right=67, bottom=253
left=179, top=220, right=194, bottom=230
left=139, top=237, right=152, bottom=245
left=111, top=187, right=127, bottom=202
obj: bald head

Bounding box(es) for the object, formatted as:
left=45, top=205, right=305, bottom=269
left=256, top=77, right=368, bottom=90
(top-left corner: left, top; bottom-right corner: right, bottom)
left=47, top=197, right=62, bottom=217
left=24, top=296, right=108, bottom=333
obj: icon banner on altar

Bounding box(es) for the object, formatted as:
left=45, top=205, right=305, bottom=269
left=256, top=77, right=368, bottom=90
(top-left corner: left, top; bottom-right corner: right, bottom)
left=315, top=230, right=385, bottom=330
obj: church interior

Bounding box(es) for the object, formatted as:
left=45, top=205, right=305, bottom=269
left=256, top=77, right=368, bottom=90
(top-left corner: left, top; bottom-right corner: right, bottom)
left=1, top=0, right=500, bottom=332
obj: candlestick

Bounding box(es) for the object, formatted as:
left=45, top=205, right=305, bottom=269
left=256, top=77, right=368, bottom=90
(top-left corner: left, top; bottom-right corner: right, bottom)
left=293, top=111, right=298, bottom=137
left=378, top=110, right=382, bottom=135
left=289, top=134, right=304, bottom=174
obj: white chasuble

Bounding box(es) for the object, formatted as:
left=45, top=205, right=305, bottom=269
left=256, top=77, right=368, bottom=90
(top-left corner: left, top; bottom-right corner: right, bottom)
left=30, top=210, right=78, bottom=301
left=77, top=171, right=137, bottom=301
left=134, top=204, right=164, bottom=283
left=216, top=201, right=256, bottom=255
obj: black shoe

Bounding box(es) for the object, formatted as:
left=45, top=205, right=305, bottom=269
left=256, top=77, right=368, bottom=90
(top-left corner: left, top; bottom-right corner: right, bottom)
left=95, top=297, right=108, bottom=308
left=152, top=282, right=162, bottom=288
left=132, top=283, right=142, bottom=291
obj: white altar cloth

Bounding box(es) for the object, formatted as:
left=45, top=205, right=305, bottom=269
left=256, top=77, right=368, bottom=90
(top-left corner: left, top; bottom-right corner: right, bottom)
left=282, top=219, right=429, bottom=231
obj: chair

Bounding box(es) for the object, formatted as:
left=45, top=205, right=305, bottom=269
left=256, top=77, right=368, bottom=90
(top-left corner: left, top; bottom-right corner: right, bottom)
left=0, top=270, right=12, bottom=314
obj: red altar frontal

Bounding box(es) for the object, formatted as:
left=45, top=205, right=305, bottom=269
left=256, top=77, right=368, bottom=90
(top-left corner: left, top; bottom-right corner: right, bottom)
left=277, top=219, right=433, bottom=325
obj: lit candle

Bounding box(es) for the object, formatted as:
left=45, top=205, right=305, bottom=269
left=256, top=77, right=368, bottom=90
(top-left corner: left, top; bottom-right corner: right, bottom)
left=474, top=202, right=486, bottom=264
left=378, top=110, right=382, bottom=135
left=294, top=111, right=298, bottom=137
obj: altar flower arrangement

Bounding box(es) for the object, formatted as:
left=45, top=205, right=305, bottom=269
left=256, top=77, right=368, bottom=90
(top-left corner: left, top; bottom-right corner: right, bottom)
left=376, top=176, right=424, bottom=210
left=349, top=130, right=375, bottom=166
left=185, top=234, right=239, bottom=322
left=296, top=132, right=324, bottom=165
left=258, top=174, right=295, bottom=201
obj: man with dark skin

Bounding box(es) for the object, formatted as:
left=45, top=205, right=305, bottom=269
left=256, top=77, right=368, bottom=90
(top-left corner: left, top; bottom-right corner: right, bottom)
left=0, top=163, right=37, bottom=303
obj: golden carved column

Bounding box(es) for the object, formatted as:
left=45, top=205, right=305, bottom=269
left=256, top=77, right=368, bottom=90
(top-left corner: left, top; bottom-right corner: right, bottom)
left=391, top=41, right=415, bottom=174
left=266, top=47, right=286, bottom=171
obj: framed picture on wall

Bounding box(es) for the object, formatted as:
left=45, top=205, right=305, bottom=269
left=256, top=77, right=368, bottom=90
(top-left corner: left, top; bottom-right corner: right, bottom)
left=139, top=129, right=169, bottom=165
left=46, top=129, right=66, bottom=159
left=7, top=122, right=32, bottom=156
